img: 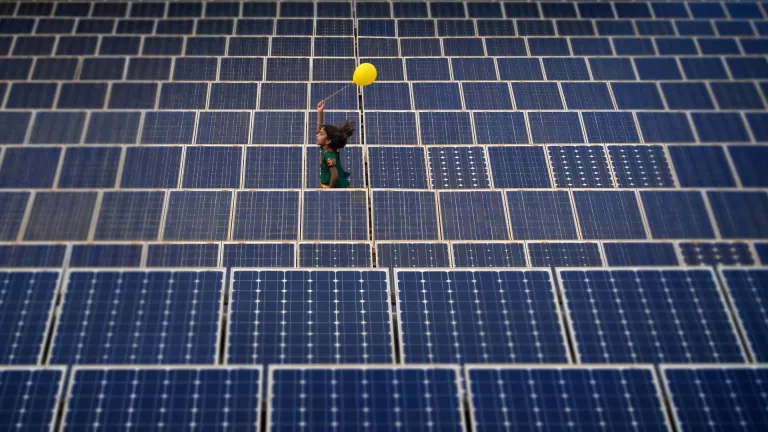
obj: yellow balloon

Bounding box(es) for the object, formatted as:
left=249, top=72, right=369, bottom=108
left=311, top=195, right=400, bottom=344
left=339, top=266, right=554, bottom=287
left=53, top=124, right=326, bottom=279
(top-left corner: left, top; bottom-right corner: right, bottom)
left=353, top=63, right=377, bottom=86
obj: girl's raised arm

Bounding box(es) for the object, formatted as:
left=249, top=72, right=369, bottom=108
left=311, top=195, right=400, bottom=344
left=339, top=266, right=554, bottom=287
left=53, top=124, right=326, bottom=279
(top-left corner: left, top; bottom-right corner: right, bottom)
left=316, top=100, right=325, bottom=132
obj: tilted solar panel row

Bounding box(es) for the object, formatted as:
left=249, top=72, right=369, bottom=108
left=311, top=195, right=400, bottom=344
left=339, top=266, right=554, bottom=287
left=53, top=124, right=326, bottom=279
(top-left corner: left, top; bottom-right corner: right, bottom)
left=1, top=1, right=766, bottom=20
left=2, top=144, right=765, bottom=188
left=4, top=17, right=768, bottom=37
left=2, top=109, right=767, bottom=145
left=1, top=267, right=766, bottom=366
left=0, top=239, right=764, bottom=269
left=0, top=189, right=765, bottom=241
left=4, top=363, right=768, bottom=431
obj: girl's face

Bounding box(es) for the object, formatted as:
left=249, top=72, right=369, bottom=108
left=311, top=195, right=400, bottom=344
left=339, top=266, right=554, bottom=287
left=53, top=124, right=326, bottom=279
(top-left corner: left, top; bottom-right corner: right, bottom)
left=316, top=128, right=329, bottom=147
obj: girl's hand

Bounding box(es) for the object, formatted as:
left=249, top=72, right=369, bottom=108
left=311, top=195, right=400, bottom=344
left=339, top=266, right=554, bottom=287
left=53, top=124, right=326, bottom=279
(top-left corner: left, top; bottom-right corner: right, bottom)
left=317, top=100, right=325, bottom=111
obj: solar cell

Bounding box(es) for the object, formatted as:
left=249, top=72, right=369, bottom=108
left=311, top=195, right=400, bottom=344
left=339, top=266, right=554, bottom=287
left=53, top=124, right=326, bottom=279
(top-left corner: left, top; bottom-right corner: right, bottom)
left=94, top=191, right=165, bottom=241
left=368, top=146, right=428, bottom=189
left=641, top=191, right=716, bottom=239
left=419, top=111, right=474, bottom=145
left=428, top=146, right=490, bottom=189
left=462, top=82, right=512, bottom=110
left=573, top=191, right=647, bottom=240
left=680, top=242, right=755, bottom=266
left=163, top=191, right=232, bottom=241
left=120, top=147, right=182, bottom=189
left=0, top=367, right=65, bottom=431
left=528, top=242, right=604, bottom=267
left=718, top=268, right=768, bottom=362
left=439, top=191, right=509, bottom=240
left=528, top=112, right=584, bottom=144
left=298, top=243, right=372, bottom=268
left=141, top=111, right=196, bottom=144
left=267, top=366, right=463, bottom=430
left=561, top=82, right=614, bottom=110
left=451, top=242, right=527, bottom=267
left=209, top=83, right=259, bottom=110
left=707, top=191, right=768, bottom=239
left=396, top=269, right=569, bottom=363
left=0, top=245, right=66, bottom=268
left=228, top=269, right=392, bottom=364
left=63, top=366, right=261, bottom=430
left=559, top=268, right=745, bottom=363
left=146, top=243, right=220, bottom=267
left=196, top=111, right=251, bottom=144
left=729, top=146, right=768, bottom=187
left=376, top=242, right=451, bottom=268
left=0, top=147, right=60, bottom=188
left=372, top=190, right=439, bottom=240
left=473, top=112, right=529, bottom=145
left=58, top=147, right=121, bottom=188
left=364, top=112, right=418, bottom=145
left=662, top=366, right=768, bottom=431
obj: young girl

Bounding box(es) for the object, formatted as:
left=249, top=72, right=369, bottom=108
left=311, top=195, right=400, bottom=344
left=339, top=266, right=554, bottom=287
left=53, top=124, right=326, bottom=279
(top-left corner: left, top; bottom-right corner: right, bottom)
left=316, top=100, right=353, bottom=189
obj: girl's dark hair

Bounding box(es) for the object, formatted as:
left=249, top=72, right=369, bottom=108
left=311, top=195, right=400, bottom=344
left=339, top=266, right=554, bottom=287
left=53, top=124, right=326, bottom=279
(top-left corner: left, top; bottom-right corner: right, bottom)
left=321, top=120, right=355, bottom=150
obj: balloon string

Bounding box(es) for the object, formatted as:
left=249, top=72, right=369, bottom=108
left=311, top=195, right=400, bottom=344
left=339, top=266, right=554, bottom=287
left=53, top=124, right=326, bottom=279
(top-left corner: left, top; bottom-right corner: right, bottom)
left=322, top=82, right=354, bottom=104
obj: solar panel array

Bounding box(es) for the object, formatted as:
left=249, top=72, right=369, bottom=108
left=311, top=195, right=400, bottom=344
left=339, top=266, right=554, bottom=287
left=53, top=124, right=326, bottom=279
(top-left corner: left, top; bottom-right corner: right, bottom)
left=0, top=0, right=767, bottom=428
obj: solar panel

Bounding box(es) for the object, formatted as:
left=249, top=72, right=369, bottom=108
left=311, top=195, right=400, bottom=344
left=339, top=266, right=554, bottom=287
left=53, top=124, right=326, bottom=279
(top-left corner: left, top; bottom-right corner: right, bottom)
left=548, top=145, right=614, bottom=188
left=63, top=366, right=262, bottom=430
left=396, top=269, right=569, bottom=363
left=146, top=243, right=220, bottom=268
left=222, top=243, right=295, bottom=268
left=227, top=269, right=392, bottom=364
left=707, top=191, right=768, bottom=239
left=486, top=146, right=551, bottom=188
left=298, top=243, right=372, bottom=267
left=302, top=191, right=368, bottom=241
left=558, top=268, right=745, bottom=363
left=371, top=190, right=440, bottom=241
left=428, top=146, right=490, bottom=189
left=24, top=192, right=97, bottom=241
left=603, top=242, right=680, bottom=266
left=662, top=366, right=768, bottom=431
left=267, top=366, right=464, bottom=430
left=528, top=242, right=604, bottom=267
left=58, top=147, right=121, bottom=188
left=572, top=191, right=647, bottom=240
left=506, top=191, right=579, bottom=240
left=69, top=245, right=142, bottom=268
left=376, top=242, right=451, bottom=268
left=439, top=191, right=509, bottom=240
left=467, top=366, right=671, bottom=431
left=233, top=191, right=299, bottom=241
left=0, top=367, right=65, bottom=431
left=608, top=145, right=675, bottom=188
left=679, top=242, right=755, bottom=266
left=94, top=191, right=164, bottom=241
left=49, top=269, right=224, bottom=364
left=163, top=191, right=232, bottom=241
left=368, top=146, right=428, bottom=189
left=718, top=268, right=768, bottom=362
left=451, top=242, right=527, bottom=267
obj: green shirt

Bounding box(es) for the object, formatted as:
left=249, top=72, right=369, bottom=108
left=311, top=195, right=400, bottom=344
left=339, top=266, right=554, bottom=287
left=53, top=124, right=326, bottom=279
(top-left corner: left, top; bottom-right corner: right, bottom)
left=320, top=150, right=350, bottom=188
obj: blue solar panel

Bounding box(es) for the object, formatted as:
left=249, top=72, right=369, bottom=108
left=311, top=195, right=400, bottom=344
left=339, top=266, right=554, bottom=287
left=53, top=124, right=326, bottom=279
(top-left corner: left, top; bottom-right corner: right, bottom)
left=64, top=366, right=261, bottom=430
left=141, top=111, right=196, bottom=144
left=0, top=191, right=28, bottom=241
left=506, top=191, right=579, bottom=240
left=708, top=191, right=768, bottom=239
left=69, top=245, right=142, bottom=268
left=50, top=270, right=224, bottom=364
left=368, top=146, right=428, bottom=189
left=419, top=111, right=474, bottom=145
left=196, top=111, right=251, bottom=145
left=163, top=191, right=232, bottom=241
left=462, top=82, right=512, bottom=110
left=559, top=268, right=745, bottom=363
left=439, top=191, right=509, bottom=240
left=467, top=366, right=670, bottom=431
left=473, top=112, right=529, bottom=145
left=94, top=191, right=164, bottom=241
left=0, top=367, right=65, bottom=431
left=668, top=146, right=736, bottom=187
left=573, top=191, right=647, bottom=240
left=268, top=366, right=463, bottom=430
left=719, top=268, right=768, bottom=362
left=528, top=112, right=584, bottom=144
left=234, top=191, right=299, bottom=241
left=487, top=146, right=551, bottom=188
left=252, top=111, right=305, bottom=145
left=0, top=271, right=59, bottom=364
left=641, top=191, right=716, bottom=239
left=302, top=191, right=368, bottom=241
left=0, top=245, right=66, bottom=268
left=182, top=146, right=242, bottom=188
left=511, top=82, right=563, bottom=110
left=372, top=190, right=439, bottom=241
left=24, top=192, right=97, bottom=241
left=228, top=269, right=392, bottom=364
left=561, top=82, right=614, bottom=110
left=662, top=366, right=768, bottom=431
left=244, top=146, right=302, bottom=189
left=528, top=242, right=604, bottom=267
left=451, top=242, right=527, bottom=267
left=376, top=242, right=451, bottom=268
left=608, top=145, right=675, bottom=188
left=680, top=242, right=755, bottom=266
left=548, top=145, right=614, bottom=188
left=428, top=146, right=490, bottom=189
left=396, top=269, right=569, bottom=363
left=298, top=243, right=372, bottom=267
left=603, top=242, right=680, bottom=266
left=222, top=243, right=294, bottom=268
left=364, top=112, right=418, bottom=145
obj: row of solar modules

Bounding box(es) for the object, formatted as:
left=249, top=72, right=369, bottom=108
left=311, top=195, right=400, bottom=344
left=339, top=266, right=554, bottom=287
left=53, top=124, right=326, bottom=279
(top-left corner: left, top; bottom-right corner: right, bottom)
left=2, top=110, right=768, bottom=145
left=6, top=17, right=768, bottom=38
left=0, top=240, right=765, bottom=269
left=0, top=267, right=766, bottom=365
left=4, top=35, right=768, bottom=58
left=1, top=144, right=766, bottom=189
left=4, top=364, right=768, bottom=431
left=1, top=189, right=766, bottom=241
left=1, top=1, right=767, bottom=20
